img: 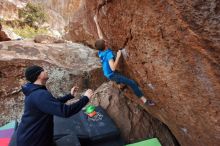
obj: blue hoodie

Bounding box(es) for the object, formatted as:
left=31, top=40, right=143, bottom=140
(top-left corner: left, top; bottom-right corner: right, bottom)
left=98, top=48, right=115, bottom=78
left=16, top=83, right=89, bottom=146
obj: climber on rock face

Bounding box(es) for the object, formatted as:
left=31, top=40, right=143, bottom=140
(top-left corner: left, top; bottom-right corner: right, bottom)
left=93, top=15, right=155, bottom=106
left=0, top=23, right=11, bottom=42
left=16, top=65, right=94, bottom=146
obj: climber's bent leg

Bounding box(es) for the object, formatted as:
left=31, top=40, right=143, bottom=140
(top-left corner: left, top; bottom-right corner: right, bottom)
left=109, top=73, right=144, bottom=98
left=109, top=73, right=155, bottom=106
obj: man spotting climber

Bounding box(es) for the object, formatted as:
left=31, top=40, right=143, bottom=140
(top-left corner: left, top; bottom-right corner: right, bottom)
left=0, top=23, right=11, bottom=42
left=93, top=15, right=155, bottom=106
left=16, top=65, right=94, bottom=146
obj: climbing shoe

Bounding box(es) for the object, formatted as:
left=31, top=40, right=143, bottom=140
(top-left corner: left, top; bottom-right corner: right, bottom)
left=141, top=99, right=155, bottom=106
left=145, top=99, right=156, bottom=106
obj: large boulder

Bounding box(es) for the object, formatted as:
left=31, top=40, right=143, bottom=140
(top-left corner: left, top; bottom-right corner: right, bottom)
left=0, top=40, right=106, bottom=125
left=91, top=82, right=179, bottom=146
left=66, top=0, right=220, bottom=146
left=34, top=35, right=65, bottom=44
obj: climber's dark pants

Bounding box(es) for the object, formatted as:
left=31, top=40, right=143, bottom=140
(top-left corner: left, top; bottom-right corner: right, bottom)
left=109, top=72, right=144, bottom=98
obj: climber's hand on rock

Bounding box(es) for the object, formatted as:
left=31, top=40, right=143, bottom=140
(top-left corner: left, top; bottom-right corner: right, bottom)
left=117, top=50, right=122, bottom=58
left=71, top=86, right=79, bottom=96
left=84, top=89, right=94, bottom=99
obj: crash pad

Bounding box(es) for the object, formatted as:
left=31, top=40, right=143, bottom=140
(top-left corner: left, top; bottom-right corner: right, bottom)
left=55, top=106, right=120, bottom=142
left=0, top=129, right=14, bottom=138
left=0, top=121, right=17, bottom=131
left=89, top=137, right=124, bottom=146
left=0, top=120, right=17, bottom=146
left=0, top=138, right=11, bottom=146
left=55, top=134, right=81, bottom=146
left=126, top=138, right=161, bottom=146
left=54, top=106, right=124, bottom=146
left=80, top=106, right=120, bottom=142
left=54, top=111, right=88, bottom=139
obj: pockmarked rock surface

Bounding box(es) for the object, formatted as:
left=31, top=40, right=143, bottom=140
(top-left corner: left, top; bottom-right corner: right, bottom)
left=0, top=40, right=106, bottom=125
left=67, top=0, right=220, bottom=146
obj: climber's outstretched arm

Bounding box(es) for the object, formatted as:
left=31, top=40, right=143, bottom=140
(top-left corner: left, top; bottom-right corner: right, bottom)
left=109, top=50, right=122, bottom=71
left=94, top=15, right=104, bottom=39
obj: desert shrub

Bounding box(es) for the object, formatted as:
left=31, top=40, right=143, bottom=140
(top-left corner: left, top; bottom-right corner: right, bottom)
left=13, top=25, right=48, bottom=38
left=18, top=2, right=48, bottom=27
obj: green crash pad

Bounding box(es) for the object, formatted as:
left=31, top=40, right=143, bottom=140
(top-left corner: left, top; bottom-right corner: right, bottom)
left=0, top=121, right=16, bottom=131
left=126, top=138, right=161, bottom=146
